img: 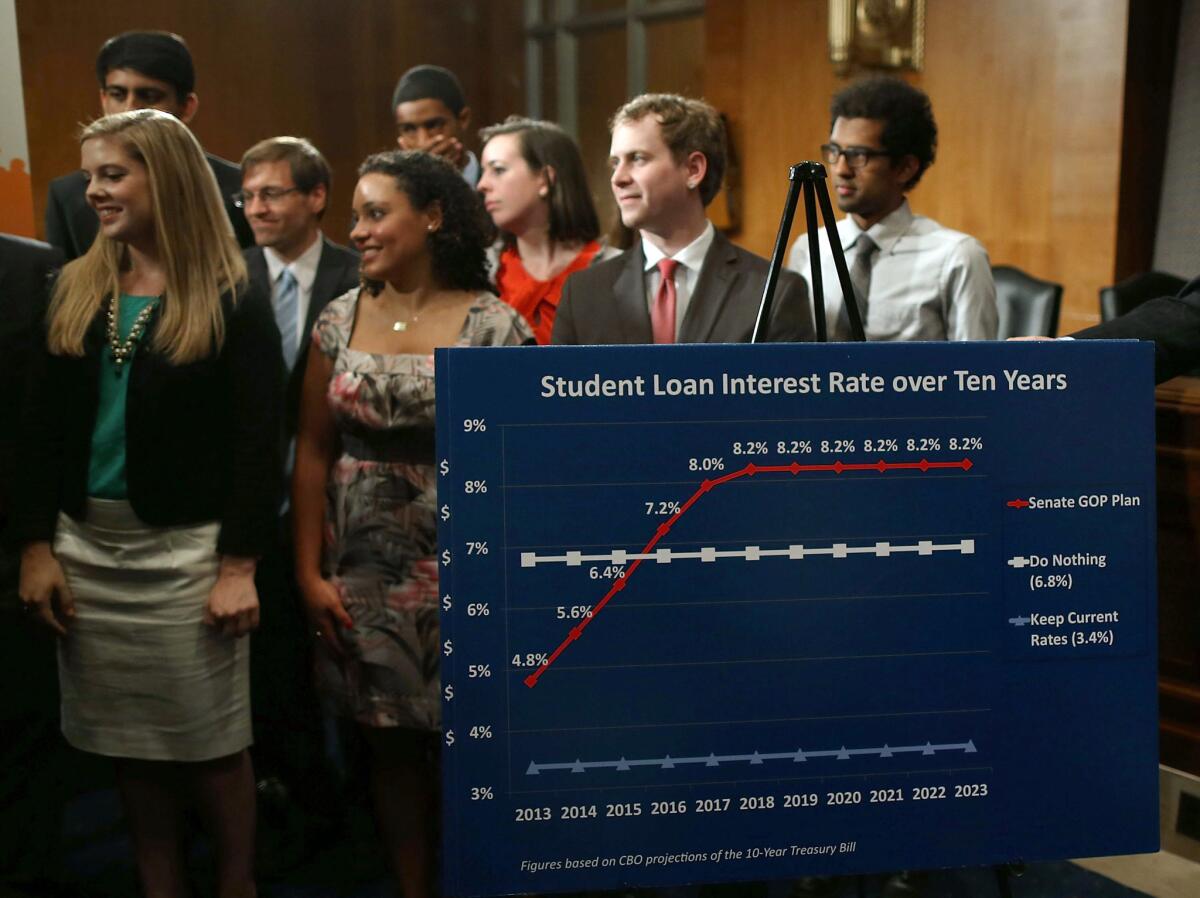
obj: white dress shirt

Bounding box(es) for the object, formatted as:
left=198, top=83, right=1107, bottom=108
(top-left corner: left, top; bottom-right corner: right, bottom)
left=264, top=234, right=325, bottom=350
left=786, top=200, right=997, bottom=341
left=641, top=221, right=716, bottom=341
left=461, top=151, right=481, bottom=187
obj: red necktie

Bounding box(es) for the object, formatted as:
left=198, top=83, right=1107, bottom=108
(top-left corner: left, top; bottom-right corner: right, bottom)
left=652, top=258, right=679, bottom=344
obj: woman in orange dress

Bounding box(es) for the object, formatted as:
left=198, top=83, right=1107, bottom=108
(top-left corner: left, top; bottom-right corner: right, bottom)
left=477, top=116, right=618, bottom=344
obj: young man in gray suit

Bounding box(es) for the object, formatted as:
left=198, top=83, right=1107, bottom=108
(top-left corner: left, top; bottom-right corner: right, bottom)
left=44, top=31, right=253, bottom=259
left=552, top=93, right=812, bottom=345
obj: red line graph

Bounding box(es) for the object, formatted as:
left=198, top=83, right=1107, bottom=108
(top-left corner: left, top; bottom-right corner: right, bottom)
left=522, top=455, right=975, bottom=688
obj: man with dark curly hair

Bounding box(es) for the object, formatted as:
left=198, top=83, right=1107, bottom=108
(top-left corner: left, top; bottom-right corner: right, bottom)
left=787, top=76, right=996, bottom=342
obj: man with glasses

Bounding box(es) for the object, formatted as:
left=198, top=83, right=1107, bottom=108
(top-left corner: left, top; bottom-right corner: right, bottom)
left=44, top=31, right=253, bottom=259
left=786, top=76, right=996, bottom=342
left=239, top=136, right=359, bottom=407
left=237, top=136, right=359, bottom=867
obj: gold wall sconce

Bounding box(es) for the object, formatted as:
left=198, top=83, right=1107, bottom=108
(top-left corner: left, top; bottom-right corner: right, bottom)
left=829, top=0, right=925, bottom=76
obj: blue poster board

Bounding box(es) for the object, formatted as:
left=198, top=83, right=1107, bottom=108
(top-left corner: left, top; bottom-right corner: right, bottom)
left=434, top=340, right=1159, bottom=897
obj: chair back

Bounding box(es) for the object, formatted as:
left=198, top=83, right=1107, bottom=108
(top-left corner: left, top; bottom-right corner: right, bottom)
left=1099, top=270, right=1186, bottom=321
left=993, top=265, right=1063, bottom=338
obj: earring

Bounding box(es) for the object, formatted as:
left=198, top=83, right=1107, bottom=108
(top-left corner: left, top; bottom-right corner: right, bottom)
left=539, top=188, right=549, bottom=198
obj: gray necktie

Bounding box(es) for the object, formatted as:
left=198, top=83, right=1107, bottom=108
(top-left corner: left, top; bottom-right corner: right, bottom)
left=275, top=268, right=300, bottom=370
left=847, top=234, right=878, bottom=332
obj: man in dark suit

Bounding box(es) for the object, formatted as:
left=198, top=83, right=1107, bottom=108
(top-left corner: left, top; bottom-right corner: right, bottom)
left=1073, top=276, right=1200, bottom=383
left=238, top=137, right=359, bottom=865
left=552, top=93, right=812, bottom=345
left=0, top=235, right=62, bottom=527
left=0, top=233, right=68, bottom=884
left=44, top=31, right=253, bottom=260
left=239, top=136, right=359, bottom=430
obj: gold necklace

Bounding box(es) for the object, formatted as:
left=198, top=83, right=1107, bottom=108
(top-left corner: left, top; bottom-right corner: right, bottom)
left=383, top=295, right=424, bottom=332
left=391, top=311, right=419, bottom=332
left=106, top=295, right=159, bottom=370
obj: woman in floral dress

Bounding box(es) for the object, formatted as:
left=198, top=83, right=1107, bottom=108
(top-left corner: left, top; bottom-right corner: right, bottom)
left=292, top=150, right=533, bottom=897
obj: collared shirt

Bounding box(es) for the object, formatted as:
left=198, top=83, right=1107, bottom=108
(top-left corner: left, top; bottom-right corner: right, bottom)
left=264, top=234, right=324, bottom=350
left=786, top=200, right=997, bottom=341
left=641, top=221, right=716, bottom=341
left=461, top=151, right=481, bottom=187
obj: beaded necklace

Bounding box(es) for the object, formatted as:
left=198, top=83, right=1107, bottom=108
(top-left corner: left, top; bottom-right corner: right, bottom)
left=105, top=294, right=159, bottom=370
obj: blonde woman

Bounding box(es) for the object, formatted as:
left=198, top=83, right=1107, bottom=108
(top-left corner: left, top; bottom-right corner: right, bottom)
left=13, top=109, right=283, bottom=898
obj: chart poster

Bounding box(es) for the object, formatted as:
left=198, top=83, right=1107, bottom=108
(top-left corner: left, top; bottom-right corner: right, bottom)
left=434, top=340, right=1159, bottom=897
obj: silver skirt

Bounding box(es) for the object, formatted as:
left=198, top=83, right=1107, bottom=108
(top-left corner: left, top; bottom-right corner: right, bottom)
left=53, top=499, right=251, bottom=761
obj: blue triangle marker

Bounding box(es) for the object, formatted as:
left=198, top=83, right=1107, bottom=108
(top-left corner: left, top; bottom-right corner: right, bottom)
left=526, top=761, right=540, bottom=775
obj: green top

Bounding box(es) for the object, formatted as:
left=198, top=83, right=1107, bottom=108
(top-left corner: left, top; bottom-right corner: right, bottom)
left=87, top=293, right=158, bottom=499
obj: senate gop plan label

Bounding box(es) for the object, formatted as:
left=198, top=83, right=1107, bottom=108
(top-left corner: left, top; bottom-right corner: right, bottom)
left=434, top=340, right=1158, bottom=897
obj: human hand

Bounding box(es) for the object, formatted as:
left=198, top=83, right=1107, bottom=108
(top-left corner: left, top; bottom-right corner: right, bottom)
left=298, top=574, right=353, bottom=657
left=18, top=542, right=74, bottom=636
left=204, top=556, right=260, bottom=638
left=421, top=134, right=467, bottom=170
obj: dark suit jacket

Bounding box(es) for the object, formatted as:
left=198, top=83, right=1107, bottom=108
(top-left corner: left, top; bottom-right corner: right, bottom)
left=0, top=235, right=63, bottom=524
left=45, top=151, right=254, bottom=261
left=245, top=236, right=360, bottom=434
left=1074, top=276, right=1200, bottom=383
left=551, top=229, right=814, bottom=344
left=11, top=283, right=284, bottom=557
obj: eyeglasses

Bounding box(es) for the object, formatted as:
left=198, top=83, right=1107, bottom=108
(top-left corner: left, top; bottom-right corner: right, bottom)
left=232, top=187, right=302, bottom=208
left=820, top=143, right=892, bottom=170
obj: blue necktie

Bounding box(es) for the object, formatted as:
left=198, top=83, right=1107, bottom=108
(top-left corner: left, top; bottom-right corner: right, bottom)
left=275, top=268, right=300, bottom=370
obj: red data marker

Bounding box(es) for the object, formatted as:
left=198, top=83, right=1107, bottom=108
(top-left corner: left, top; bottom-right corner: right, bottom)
left=1007, top=498, right=1031, bottom=508
left=875, top=459, right=887, bottom=471
left=919, top=459, right=930, bottom=471
left=961, top=458, right=973, bottom=471
left=833, top=460, right=845, bottom=473
left=790, top=462, right=801, bottom=474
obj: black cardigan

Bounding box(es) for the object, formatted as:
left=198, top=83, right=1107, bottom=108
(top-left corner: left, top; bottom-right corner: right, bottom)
left=11, top=281, right=285, bottom=557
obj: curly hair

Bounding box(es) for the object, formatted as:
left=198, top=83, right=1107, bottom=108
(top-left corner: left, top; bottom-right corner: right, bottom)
left=831, top=76, right=937, bottom=189
left=357, top=150, right=492, bottom=294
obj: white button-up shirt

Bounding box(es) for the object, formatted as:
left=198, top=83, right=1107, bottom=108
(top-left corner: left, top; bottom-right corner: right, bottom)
left=786, top=200, right=997, bottom=341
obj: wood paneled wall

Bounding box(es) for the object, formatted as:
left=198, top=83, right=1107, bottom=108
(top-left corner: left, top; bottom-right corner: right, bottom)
left=705, top=0, right=1177, bottom=332
left=16, top=0, right=526, bottom=245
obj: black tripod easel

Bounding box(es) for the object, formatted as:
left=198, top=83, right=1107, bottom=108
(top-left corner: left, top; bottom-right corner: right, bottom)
left=751, top=161, right=866, bottom=345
